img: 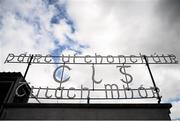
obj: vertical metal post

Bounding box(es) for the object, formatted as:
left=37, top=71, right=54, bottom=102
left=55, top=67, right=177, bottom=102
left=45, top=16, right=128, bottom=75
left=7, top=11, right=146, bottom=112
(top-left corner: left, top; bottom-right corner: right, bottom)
left=23, top=55, right=34, bottom=80
left=143, top=55, right=161, bottom=104
left=87, top=96, right=90, bottom=104
left=21, top=55, right=41, bottom=103
left=59, top=63, right=66, bottom=89
left=24, top=55, right=41, bottom=103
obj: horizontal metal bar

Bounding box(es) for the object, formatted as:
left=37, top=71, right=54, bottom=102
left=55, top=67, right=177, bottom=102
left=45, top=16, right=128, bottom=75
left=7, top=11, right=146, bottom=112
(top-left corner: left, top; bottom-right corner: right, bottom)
left=6, top=61, right=178, bottom=64
left=29, top=97, right=157, bottom=100
left=12, top=55, right=174, bottom=58
left=31, top=88, right=155, bottom=91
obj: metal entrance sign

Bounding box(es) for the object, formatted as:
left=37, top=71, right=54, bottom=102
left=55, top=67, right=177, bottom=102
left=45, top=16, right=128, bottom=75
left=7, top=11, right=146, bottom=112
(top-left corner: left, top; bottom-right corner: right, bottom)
left=4, top=53, right=178, bottom=104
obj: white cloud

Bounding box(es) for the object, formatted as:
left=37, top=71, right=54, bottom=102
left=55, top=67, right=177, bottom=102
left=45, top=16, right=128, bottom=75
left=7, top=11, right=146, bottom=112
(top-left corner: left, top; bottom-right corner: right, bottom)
left=51, top=20, right=72, bottom=44
left=171, top=101, right=180, bottom=119
left=0, top=0, right=75, bottom=89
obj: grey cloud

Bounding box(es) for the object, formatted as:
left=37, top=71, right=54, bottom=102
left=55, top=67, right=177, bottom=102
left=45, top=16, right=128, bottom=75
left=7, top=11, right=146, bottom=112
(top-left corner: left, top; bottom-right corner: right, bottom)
left=147, top=0, right=180, bottom=57
left=96, top=1, right=180, bottom=108
left=156, top=0, right=180, bottom=26
left=98, top=0, right=180, bottom=60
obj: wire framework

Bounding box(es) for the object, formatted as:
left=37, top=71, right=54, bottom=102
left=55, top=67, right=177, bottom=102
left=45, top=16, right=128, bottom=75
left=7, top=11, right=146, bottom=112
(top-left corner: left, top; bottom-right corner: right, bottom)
left=5, top=53, right=178, bottom=104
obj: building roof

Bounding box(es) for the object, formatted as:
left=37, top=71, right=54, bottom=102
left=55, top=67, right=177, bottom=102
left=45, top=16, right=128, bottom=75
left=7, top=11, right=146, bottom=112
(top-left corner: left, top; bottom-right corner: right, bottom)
left=0, top=72, right=23, bottom=78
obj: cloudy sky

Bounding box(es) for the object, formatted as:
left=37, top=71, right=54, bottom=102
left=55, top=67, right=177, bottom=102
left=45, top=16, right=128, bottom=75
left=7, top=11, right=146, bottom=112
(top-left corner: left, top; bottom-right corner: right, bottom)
left=0, top=0, right=180, bottom=119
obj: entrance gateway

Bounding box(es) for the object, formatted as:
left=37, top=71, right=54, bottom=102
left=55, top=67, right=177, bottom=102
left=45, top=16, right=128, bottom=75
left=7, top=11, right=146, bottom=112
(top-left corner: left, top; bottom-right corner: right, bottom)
left=0, top=53, right=178, bottom=120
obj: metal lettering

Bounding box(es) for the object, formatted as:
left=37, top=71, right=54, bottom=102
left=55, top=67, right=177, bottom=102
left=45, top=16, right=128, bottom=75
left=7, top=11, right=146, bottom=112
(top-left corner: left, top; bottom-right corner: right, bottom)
left=15, top=82, right=28, bottom=97
left=4, top=53, right=178, bottom=64
left=55, top=87, right=64, bottom=99
left=33, top=54, right=42, bottom=63
left=81, top=85, right=90, bottom=99
left=104, top=84, right=120, bottom=98
left=92, top=64, right=102, bottom=90
left=123, top=85, right=134, bottom=99
left=35, top=87, right=41, bottom=98
left=139, top=53, right=145, bottom=63
left=62, top=54, right=70, bottom=63
left=73, top=54, right=77, bottom=63
left=30, top=86, right=41, bottom=98
left=17, top=52, right=27, bottom=62
left=150, top=87, right=156, bottom=98
left=130, top=55, right=138, bottom=63
left=27, top=54, right=33, bottom=62
left=138, top=85, right=148, bottom=98
left=44, top=54, right=52, bottom=63
left=107, top=55, right=114, bottom=63
left=117, top=65, right=133, bottom=89
left=4, top=53, right=15, bottom=63
left=118, top=55, right=126, bottom=63
left=168, top=54, right=178, bottom=63
left=67, top=87, right=76, bottom=99
left=151, top=53, right=162, bottom=63
left=53, top=65, right=71, bottom=88
left=45, top=87, right=52, bottom=98
left=84, top=55, right=92, bottom=63
left=5, top=53, right=178, bottom=103
left=95, top=53, right=103, bottom=63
